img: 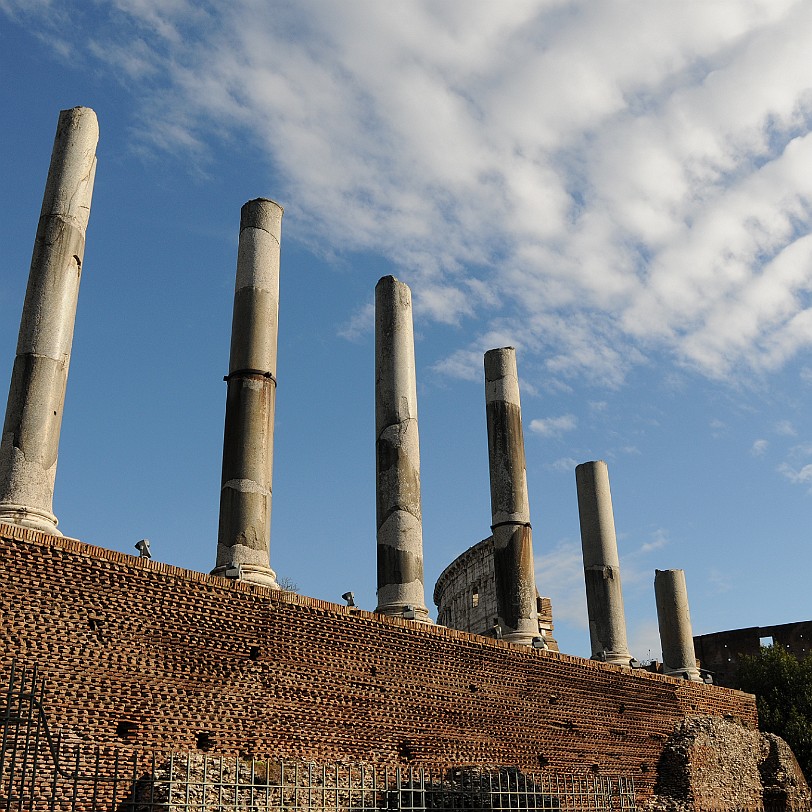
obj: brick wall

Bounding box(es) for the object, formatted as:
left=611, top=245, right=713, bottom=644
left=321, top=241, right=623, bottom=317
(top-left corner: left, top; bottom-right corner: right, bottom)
left=0, top=524, right=757, bottom=803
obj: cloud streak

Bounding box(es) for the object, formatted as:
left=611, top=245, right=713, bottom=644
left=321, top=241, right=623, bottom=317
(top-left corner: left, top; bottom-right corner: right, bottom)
left=6, top=0, right=812, bottom=387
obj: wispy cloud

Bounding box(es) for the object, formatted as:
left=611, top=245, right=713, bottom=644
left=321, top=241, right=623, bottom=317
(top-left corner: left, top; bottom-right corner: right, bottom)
left=6, top=0, right=812, bottom=386
left=773, top=419, right=797, bottom=437
left=550, top=456, right=578, bottom=473
left=751, top=438, right=769, bottom=456
left=529, top=414, right=577, bottom=438
left=536, top=540, right=587, bottom=630
left=778, top=461, right=812, bottom=489
left=337, top=301, right=373, bottom=342
left=707, top=569, right=733, bottom=594
left=639, top=528, right=669, bottom=554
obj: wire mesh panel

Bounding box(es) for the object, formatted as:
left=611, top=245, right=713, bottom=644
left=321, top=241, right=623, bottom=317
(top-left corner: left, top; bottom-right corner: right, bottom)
left=1, top=662, right=637, bottom=811
left=119, top=757, right=634, bottom=812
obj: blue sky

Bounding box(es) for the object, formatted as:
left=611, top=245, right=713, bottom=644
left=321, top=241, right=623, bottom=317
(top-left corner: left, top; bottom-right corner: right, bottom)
left=2, top=0, right=812, bottom=660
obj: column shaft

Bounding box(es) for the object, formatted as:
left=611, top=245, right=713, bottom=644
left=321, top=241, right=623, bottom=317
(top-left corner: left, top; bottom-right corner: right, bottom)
left=575, top=460, right=633, bottom=664
left=484, top=348, right=538, bottom=645
left=0, top=107, right=98, bottom=535
left=214, top=199, right=282, bottom=588
left=655, top=569, right=702, bottom=681
left=375, top=276, right=430, bottom=621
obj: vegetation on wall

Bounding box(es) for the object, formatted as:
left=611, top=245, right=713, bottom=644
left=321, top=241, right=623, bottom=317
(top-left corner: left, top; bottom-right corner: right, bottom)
left=738, top=644, right=812, bottom=781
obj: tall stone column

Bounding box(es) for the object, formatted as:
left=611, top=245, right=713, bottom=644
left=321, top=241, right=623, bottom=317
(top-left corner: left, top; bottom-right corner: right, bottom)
left=655, top=569, right=702, bottom=681
left=375, top=276, right=430, bottom=622
left=484, top=347, right=539, bottom=645
left=575, top=460, right=634, bottom=665
left=0, top=107, right=98, bottom=535
left=213, top=199, right=282, bottom=588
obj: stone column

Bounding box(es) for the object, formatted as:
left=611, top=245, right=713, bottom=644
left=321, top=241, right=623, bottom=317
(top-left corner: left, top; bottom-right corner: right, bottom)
left=655, top=569, right=702, bottom=681
left=213, top=199, right=282, bottom=588
left=374, top=276, right=430, bottom=622
left=575, top=460, right=633, bottom=665
left=484, top=347, right=538, bottom=645
left=0, top=107, right=98, bottom=535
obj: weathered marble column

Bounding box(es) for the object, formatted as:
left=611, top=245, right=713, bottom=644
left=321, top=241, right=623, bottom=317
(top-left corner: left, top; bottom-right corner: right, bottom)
left=213, top=199, right=282, bottom=588
left=655, top=569, right=702, bottom=681
left=374, top=276, right=431, bottom=622
left=484, top=347, right=539, bottom=645
left=576, top=460, right=634, bottom=664
left=0, top=107, right=98, bottom=535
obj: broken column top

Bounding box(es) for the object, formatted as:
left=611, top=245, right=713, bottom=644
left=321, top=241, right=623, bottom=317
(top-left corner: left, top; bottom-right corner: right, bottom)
left=240, top=198, right=283, bottom=234
left=484, top=347, right=521, bottom=407
left=42, top=107, right=98, bottom=234
left=575, top=460, right=620, bottom=568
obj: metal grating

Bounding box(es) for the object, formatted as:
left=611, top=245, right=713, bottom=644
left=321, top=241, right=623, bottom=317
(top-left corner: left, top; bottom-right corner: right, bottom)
left=1, top=662, right=637, bottom=811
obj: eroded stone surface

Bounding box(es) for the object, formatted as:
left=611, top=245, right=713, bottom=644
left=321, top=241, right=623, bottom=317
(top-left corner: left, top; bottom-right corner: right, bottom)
left=576, top=460, right=633, bottom=665
left=374, top=276, right=430, bottom=622
left=644, top=716, right=811, bottom=812
left=655, top=569, right=702, bottom=681
left=214, top=199, right=283, bottom=588
left=484, top=348, right=538, bottom=645
left=0, top=106, right=98, bottom=536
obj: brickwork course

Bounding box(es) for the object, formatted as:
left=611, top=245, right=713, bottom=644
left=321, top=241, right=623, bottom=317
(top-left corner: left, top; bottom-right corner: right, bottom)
left=0, top=523, right=760, bottom=806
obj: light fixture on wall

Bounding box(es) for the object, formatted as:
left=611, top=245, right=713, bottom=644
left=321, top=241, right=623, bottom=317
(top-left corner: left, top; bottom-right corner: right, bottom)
left=342, top=591, right=356, bottom=607
left=224, top=563, right=242, bottom=579
left=403, top=605, right=416, bottom=620
left=532, top=636, right=549, bottom=650
left=134, top=539, right=151, bottom=559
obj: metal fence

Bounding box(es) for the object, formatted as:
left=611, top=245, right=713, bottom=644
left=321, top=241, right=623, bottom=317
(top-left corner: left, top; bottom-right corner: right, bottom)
left=1, top=662, right=637, bottom=811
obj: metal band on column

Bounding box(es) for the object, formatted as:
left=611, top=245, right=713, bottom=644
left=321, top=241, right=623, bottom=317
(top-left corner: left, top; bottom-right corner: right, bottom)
left=213, top=198, right=283, bottom=588
left=374, top=276, right=431, bottom=622
left=484, top=347, right=539, bottom=645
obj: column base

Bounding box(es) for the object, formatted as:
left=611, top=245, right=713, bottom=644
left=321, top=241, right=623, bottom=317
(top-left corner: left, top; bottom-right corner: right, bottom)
left=501, top=630, right=539, bottom=646
left=375, top=601, right=433, bottom=624
left=0, top=503, right=61, bottom=536
left=211, top=563, right=279, bottom=589
left=593, top=650, right=635, bottom=666
left=663, top=666, right=703, bottom=682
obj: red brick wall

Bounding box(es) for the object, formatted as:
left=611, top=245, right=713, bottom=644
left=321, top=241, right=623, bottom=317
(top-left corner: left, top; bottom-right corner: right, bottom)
left=0, top=524, right=757, bottom=801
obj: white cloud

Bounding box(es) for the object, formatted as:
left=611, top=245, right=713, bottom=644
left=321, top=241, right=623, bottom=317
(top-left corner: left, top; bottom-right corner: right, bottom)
left=535, top=540, right=587, bottom=630
left=549, top=456, right=578, bottom=473
left=778, top=461, right=812, bottom=489
left=529, top=414, right=577, bottom=438
left=639, top=528, right=669, bottom=554
left=337, top=301, right=373, bottom=342
left=6, top=0, right=812, bottom=386
left=773, top=419, right=797, bottom=436
left=751, top=438, right=769, bottom=456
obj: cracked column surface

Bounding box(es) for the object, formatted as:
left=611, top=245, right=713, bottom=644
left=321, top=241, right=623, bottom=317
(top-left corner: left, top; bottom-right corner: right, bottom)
left=0, top=107, right=98, bottom=535
left=484, top=348, right=539, bottom=645
left=213, top=199, right=282, bottom=588
left=655, top=569, right=702, bottom=681
left=576, top=460, right=634, bottom=665
left=374, top=276, right=431, bottom=622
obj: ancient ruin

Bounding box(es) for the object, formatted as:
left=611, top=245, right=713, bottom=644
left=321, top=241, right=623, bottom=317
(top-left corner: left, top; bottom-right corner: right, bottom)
left=433, top=536, right=558, bottom=649
left=655, top=569, right=703, bottom=681
left=0, top=107, right=98, bottom=535
left=483, top=347, right=540, bottom=646
left=0, top=107, right=809, bottom=811
left=575, top=460, right=635, bottom=665
left=213, top=198, right=283, bottom=588
left=374, top=276, right=430, bottom=622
